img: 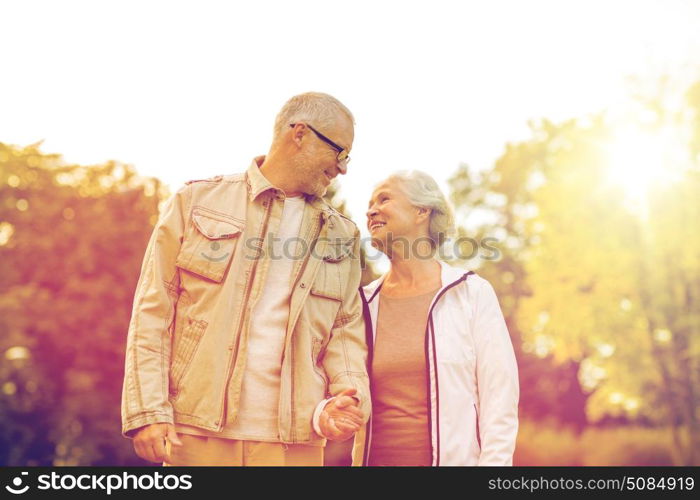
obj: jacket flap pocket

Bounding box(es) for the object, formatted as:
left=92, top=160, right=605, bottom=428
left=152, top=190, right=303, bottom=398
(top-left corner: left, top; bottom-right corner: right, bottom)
left=176, top=211, right=243, bottom=282
left=322, top=237, right=354, bottom=263
left=310, top=285, right=342, bottom=301
left=310, top=261, right=342, bottom=301
left=192, top=211, right=244, bottom=239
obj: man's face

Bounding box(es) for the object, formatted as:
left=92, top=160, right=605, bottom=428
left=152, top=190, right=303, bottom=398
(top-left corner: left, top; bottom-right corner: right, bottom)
left=293, top=116, right=354, bottom=197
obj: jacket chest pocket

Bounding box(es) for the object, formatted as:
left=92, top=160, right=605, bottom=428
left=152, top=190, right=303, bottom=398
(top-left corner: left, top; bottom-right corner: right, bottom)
left=310, top=261, right=342, bottom=301
left=308, top=260, right=343, bottom=329
left=307, top=236, right=355, bottom=330
left=309, top=237, right=354, bottom=301
left=175, top=208, right=245, bottom=282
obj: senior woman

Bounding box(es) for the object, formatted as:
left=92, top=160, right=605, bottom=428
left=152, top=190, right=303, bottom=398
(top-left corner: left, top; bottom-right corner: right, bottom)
left=352, top=171, right=519, bottom=466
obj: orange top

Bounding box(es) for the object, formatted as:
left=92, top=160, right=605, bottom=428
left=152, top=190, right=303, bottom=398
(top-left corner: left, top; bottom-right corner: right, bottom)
left=368, top=286, right=440, bottom=466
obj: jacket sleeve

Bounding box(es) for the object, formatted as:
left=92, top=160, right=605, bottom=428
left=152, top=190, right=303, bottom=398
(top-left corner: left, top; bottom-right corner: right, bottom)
left=320, top=228, right=371, bottom=423
left=121, top=185, right=190, bottom=438
left=473, top=278, right=520, bottom=465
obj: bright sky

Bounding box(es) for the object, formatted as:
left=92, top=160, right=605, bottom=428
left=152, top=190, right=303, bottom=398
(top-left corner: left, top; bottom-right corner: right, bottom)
left=2, top=0, right=699, bottom=241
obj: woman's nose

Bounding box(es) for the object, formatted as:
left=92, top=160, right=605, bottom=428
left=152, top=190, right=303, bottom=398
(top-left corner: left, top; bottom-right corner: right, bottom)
left=366, top=206, right=378, bottom=218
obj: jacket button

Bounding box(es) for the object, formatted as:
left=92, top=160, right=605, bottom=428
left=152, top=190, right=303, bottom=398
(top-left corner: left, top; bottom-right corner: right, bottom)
left=300, top=283, right=306, bottom=288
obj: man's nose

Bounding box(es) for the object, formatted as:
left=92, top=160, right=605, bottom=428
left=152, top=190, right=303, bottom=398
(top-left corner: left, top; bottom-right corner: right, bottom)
left=366, top=206, right=378, bottom=218
left=337, top=159, right=348, bottom=175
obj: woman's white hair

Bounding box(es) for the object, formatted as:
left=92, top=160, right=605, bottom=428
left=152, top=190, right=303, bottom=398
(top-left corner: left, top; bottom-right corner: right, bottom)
left=273, top=92, right=354, bottom=142
left=386, top=170, right=456, bottom=247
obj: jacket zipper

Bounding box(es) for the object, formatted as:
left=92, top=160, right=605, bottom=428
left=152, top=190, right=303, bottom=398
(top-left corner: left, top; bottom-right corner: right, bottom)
left=474, top=403, right=481, bottom=451
left=424, top=315, right=438, bottom=465
left=216, top=195, right=273, bottom=431
left=359, top=287, right=375, bottom=466
left=289, top=210, right=325, bottom=442
left=424, top=272, right=473, bottom=466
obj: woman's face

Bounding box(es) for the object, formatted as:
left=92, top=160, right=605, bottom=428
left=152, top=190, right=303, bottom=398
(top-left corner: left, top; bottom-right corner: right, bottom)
left=366, top=178, right=428, bottom=254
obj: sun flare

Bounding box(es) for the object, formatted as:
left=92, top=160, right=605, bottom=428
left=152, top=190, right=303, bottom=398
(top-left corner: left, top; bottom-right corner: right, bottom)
left=605, top=124, right=686, bottom=209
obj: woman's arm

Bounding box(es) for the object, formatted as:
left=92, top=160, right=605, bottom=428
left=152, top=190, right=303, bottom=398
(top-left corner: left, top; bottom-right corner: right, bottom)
left=472, top=278, right=520, bottom=466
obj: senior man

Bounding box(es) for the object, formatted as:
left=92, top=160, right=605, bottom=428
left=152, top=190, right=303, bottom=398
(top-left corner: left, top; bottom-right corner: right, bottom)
left=121, top=92, right=369, bottom=466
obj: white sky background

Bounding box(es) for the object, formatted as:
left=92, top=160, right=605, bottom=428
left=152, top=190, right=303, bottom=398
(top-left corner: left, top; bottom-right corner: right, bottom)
left=2, top=0, right=700, bottom=244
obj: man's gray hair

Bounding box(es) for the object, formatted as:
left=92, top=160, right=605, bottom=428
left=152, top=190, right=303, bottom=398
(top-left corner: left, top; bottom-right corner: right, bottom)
left=273, top=92, right=355, bottom=141
left=386, top=170, right=456, bottom=247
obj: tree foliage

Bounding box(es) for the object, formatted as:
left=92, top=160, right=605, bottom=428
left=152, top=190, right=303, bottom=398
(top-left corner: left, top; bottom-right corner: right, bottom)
left=0, top=142, right=164, bottom=465
left=449, top=78, right=700, bottom=464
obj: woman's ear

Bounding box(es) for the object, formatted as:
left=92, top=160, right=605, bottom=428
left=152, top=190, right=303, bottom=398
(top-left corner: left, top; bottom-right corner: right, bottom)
left=416, top=206, right=431, bottom=223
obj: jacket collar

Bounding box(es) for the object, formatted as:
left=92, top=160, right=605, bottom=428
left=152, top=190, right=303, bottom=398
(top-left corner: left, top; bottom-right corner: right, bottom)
left=246, top=156, right=276, bottom=200
left=362, top=260, right=471, bottom=303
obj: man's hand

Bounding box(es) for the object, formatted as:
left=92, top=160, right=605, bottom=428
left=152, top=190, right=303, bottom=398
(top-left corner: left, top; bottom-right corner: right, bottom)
left=133, top=423, right=182, bottom=463
left=319, top=388, right=364, bottom=441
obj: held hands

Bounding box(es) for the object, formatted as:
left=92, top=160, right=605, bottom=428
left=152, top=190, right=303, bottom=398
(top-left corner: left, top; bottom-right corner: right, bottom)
left=133, top=423, right=182, bottom=463
left=133, top=390, right=364, bottom=459
left=318, top=388, right=364, bottom=442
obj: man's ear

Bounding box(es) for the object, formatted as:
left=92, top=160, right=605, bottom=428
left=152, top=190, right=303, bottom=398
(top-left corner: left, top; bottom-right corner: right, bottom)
left=290, top=123, right=307, bottom=148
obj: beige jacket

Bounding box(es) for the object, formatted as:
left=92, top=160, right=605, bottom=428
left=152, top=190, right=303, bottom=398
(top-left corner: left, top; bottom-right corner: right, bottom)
left=121, top=157, right=370, bottom=445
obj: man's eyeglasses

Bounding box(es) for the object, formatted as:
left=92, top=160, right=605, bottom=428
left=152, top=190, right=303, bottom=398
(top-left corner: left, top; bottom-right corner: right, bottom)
left=290, top=123, right=351, bottom=165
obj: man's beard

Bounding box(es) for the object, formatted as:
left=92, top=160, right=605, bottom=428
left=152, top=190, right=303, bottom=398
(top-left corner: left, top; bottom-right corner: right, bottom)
left=292, top=152, right=327, bottom=198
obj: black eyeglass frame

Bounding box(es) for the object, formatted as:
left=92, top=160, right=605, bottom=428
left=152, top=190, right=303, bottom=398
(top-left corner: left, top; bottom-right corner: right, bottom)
left=290, top=123, right=350, bottom=164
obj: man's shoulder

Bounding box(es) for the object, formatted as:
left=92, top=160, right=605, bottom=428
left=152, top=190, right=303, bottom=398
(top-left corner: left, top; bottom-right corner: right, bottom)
left=185, top=175, right=224, bottom=185
left=318, top=201, right=359, bottom=236
left=175, top=172, right=248, bottom=205
left=184, top=172, right=246, bottom=186
left=332, top=210, right=359, bottom=234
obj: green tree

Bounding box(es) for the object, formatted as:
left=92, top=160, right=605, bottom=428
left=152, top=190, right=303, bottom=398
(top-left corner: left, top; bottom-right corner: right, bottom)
left=448, top=78, right=700, bottom=464
left=0, top=142, right=164, bottom=465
